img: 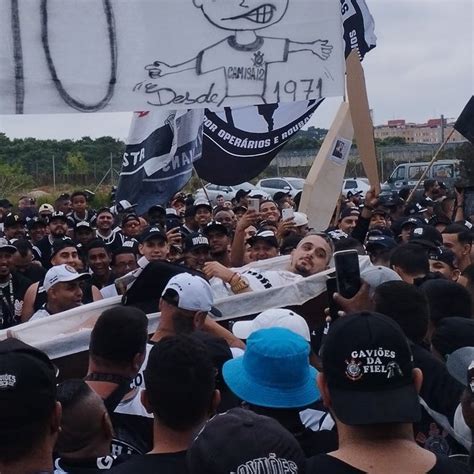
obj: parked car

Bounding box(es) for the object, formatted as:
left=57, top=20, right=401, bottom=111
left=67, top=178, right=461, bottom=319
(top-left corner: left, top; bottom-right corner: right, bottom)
left=194, top=182, right=269, bottom=204
left=255, top=177, right=305, bottom=198
left=382, top=159, right=460, bottom=192
left=341, top=178, right=370, bottom=198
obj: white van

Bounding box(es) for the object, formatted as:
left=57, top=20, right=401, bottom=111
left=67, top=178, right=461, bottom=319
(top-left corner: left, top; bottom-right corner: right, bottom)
left=383, top=160, right=460, bottom=191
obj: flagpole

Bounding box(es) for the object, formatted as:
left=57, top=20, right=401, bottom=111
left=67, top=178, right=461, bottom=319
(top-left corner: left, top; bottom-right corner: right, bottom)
left=405, top=128, right=455, bottom=204
left=193, top=166, right=212, bottom=204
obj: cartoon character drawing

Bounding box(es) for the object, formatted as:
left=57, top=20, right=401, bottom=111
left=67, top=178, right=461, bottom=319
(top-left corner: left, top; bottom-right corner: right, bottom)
left=143, top=0, right=333, bottom=106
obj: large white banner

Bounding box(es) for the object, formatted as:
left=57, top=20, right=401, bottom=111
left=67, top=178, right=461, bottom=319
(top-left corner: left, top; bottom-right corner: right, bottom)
left=0, top=0, right=345, bottom=114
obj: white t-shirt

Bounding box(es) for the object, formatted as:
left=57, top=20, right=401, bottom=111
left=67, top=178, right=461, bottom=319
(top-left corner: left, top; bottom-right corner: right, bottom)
left=29, top=307, right=51, bottom=321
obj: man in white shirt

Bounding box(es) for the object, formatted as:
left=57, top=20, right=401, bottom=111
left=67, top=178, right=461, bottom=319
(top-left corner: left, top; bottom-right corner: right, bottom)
left=30, top=264, right=90, bottom=321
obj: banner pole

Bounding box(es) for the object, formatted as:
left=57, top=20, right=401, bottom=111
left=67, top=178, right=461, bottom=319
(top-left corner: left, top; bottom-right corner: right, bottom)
left=405, top=128, right=455, bottom=204
left=193, top=166, right=212, bottom=204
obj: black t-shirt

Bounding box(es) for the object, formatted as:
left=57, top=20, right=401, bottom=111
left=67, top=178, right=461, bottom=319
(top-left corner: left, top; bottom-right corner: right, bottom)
left=21, top=263, right=46, bottom=283
left=306, top=453, right=471, bottom=473
left=54, top=454, right=130, bottom=473
left=0, top=271, right=32, bottom=328
left=109, top=451, right=188, bottom=473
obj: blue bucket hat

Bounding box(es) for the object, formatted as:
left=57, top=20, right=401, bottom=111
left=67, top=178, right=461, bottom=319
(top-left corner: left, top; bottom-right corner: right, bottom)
left=222, top=327, right=318, bottom=408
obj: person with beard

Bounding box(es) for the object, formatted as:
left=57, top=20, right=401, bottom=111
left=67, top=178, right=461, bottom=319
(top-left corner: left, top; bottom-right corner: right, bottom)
left=205, top=233, right=333, bottom=296
left=33, top=211, right=70, bottom=268
left=95, top=208, right=122, bottom=253
left=11, top=239, right=45, bottom=283
left=424, top=179, right=441, bottom=201
left=0, top=238, right=32, bottom=328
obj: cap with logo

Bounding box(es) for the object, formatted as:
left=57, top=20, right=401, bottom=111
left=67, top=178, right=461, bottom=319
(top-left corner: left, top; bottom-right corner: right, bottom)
left=121, top=213, right=140, bottom=226
left=203, top=221, right=229, bottom=236
left=0, top=338, right=57, bottom=430
left=187, top=407, right=305, bottom=474
left=193, top=199, right=212, bottom=213
left=3, top=213, right=25, bottom=228
left=139, top=226, right=168, bottom=244
left=247, top=230, right=279, bottom=248
left=44, top=264, right=91, bottom=291
left=75, top=221, right=93, bottom=231
left=321, top=311, right=421, bottom=425
left=38, top=203, right=54, bottom=214
left=223, top=327, right=319, bottom=408
left=49, top=211, right=69, bottom=223
left=0, top=238, right=16, bottom=254
left=428, top=246, right=457, bottom=269
left=400, top=216, right=423, bottom=229
left=232, top=308, right=310, bottom=341
left=339, top=207, right=360, bottom=221
left=183, top=232, right=210, bottom=253
left=405, top=202, right=428, bottom=216
left=366, top=234, right=397, bottom=251
left=110, top=200, right=136, bottom=215
left=409, top=225, right=443, bottom=249
left=161, top=272, right=221, bottom=317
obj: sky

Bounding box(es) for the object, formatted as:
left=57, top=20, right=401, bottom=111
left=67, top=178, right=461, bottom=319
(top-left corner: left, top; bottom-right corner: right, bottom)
left=0, top=0, right=472, bottom=140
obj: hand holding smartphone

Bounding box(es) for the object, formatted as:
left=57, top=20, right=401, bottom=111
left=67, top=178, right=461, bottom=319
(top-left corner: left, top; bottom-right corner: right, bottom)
left=334, top=250, right=361, bottom=299
left=282, top=208, right=294, bottom=221
left=248, top=198, right=260, bottom=212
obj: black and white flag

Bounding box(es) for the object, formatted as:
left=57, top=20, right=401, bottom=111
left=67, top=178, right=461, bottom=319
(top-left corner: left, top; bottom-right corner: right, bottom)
left=116, top=109, right=203, bottom=215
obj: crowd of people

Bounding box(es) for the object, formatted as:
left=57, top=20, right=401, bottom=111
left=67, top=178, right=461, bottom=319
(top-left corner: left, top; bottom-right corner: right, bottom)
left=1, top=179, right=474, bottom=472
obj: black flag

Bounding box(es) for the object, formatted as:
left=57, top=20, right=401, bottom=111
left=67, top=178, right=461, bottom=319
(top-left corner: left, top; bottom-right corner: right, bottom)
left=454, top=97, right=474, bottom=144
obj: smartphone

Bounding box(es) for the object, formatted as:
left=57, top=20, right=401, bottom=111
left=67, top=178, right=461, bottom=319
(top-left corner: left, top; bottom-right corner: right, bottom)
left=248, top=198, right=260, bottom=212
left=282, top=208, right=294, bottom=220
left=326, top=277, right=340, bottom=321
left=334, top=250, right=361, bottom=299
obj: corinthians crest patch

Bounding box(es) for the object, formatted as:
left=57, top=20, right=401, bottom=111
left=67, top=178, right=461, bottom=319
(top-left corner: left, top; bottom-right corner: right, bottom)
left=345, top=358, right=362, bottom=381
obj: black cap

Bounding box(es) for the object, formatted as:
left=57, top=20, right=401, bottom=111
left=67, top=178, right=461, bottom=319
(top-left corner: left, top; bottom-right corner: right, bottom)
left=409, top=225, right=443, bottom=249
left=339, top=207, right=360, bottom=221
left=428, top=246, right=457, bottom=268
left=247, top=230, right=279, bottom=248
left=27, top=217, right=47, bottom=230
left=3, top=213, right=25, bottom=228
left=399, top=217, right=423, bottom=229
left=187, top=407, right=305, bottom=474
left=273, top=191, right=291, bottom=202
left=0, top=199, right=13, bottom=209
left=405, top=202, right=428, bottom=216
left=366, top=234, right=397, bottom=251
left=372, top=208, right=388, bottom=217
left=139, top=226, right=168, bottom=244
left=49, top=211, right=68, bottom=223
left=431, top=317, right=474, bottom=359
left=0, top=339, right=56, bottom=430
left=121, top=213, right=140, bottom=226
left=193, top=200, right=213, bottom=213
left=50, top=238, right=76, bottom=260
left=203, top=221, right=229, bottom=236
left=0, top=238, right=17, bottom=254
left=148, top=204, right=166, bottom=215
left=183, top=233, right=210, bottom=252
left=235, top=189, right=251, bottom=202
left=322, top=311, right=421, bottom=425
left=74, top=221, right=93, bottom=231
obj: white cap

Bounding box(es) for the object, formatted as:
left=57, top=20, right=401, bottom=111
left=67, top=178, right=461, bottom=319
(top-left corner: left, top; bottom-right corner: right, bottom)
left=293, top=212, right=308, bottom=227
left=39, top=203, right=54, bottom=213
left=162, top=273, right=221, bottom=316
left=44, top=264, right=91, bottom=291
left=110, top=200, right=136, bottom=215
left=232, top=308, right=310, bottom=341
left=360, top=265, right=401, bottom=296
